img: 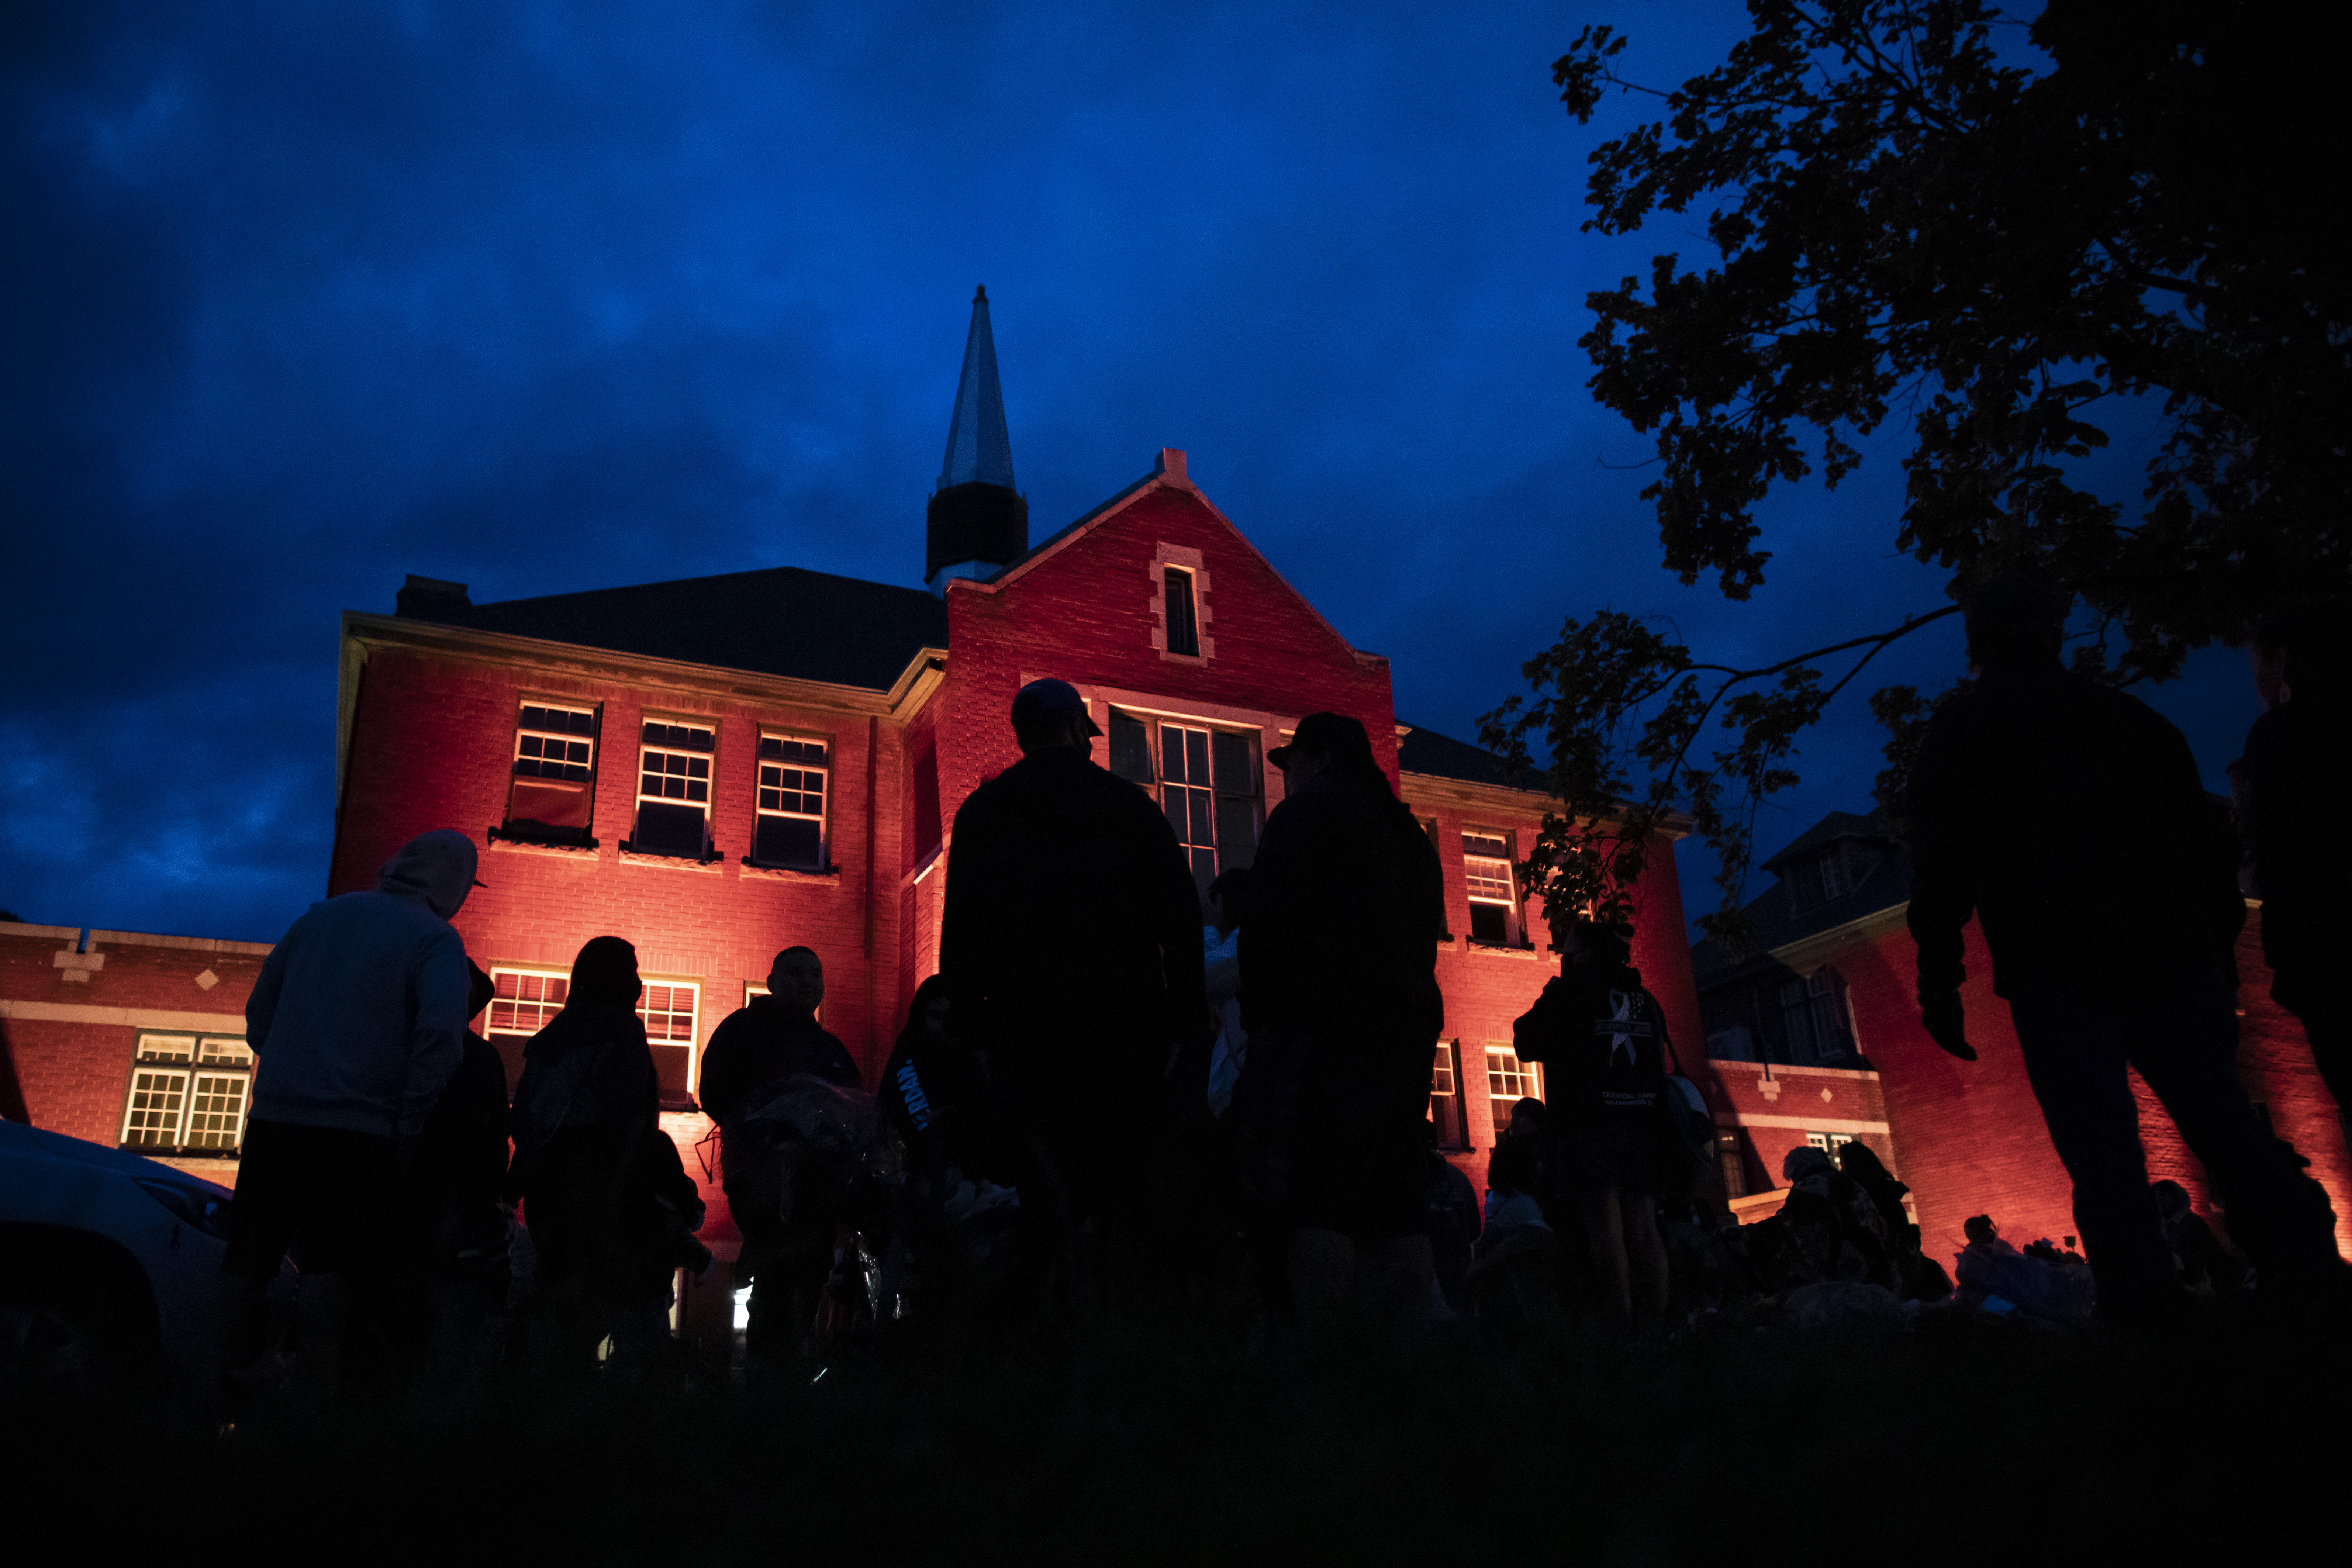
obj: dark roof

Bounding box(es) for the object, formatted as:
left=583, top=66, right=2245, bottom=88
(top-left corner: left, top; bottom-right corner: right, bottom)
left=1396, top=723, right=1542, bottom=790
left=410, top=566, right=948, bottom=691
left=1759, top=809, right=1882, bottom=873
left=1690, top=808, right=1910, bottom=984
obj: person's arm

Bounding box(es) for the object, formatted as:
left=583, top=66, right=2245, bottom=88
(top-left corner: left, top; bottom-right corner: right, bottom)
left=1904, top=715, right=1979, bottom=1060
left=400, top=931, right=471, bottom=1145
left=1511, top=977, right=1570, bottom=1064
left=698, top=1022, right=740, bottom=1127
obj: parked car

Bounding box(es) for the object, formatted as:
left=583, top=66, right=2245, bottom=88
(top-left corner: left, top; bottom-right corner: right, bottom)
left=0, top=1119, right=234, bottom=1397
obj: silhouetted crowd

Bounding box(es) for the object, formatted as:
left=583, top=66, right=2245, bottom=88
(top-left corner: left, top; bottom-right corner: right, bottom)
left=213, top=583, right=2352, bottom=1414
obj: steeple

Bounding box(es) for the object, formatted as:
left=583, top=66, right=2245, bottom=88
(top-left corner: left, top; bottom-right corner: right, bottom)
left=926, top=286, right=1028, bottom=593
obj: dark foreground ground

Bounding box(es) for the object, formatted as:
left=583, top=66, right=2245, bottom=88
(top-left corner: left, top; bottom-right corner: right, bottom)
left=11, top=1311, right=2341, bottom=1561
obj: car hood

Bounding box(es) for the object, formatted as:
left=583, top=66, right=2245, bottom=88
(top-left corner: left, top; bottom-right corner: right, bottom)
left=0, top=1119, right=235, bottom=1203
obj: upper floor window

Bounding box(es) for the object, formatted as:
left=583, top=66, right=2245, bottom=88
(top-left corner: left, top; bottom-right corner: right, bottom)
left=1780, top=969, right=1855, bottom=1064
left=120, top=1033, right=252, bottom=1154
left=507, top=701, right=599, bottom=842
left=634, top=719, right=715, bottom=858
left=754, top=735, right=829, bottom=869
left=1462, top=830, right=1523, bottom=946
left=640, top=979, right=700, bottom=1104
left=1785, top=842, right=1877, bottom=912
left=1164, top=567, right=1201, bottom=657
left=1106, top=708, right=1261, bottom=896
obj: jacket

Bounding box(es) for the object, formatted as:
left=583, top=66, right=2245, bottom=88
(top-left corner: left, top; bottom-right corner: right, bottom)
left=698, top=999, right=860, bottom=1129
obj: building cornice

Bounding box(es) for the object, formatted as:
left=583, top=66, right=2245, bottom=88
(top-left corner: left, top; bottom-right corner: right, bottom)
left=1398, top=771, right=1694, bottom=841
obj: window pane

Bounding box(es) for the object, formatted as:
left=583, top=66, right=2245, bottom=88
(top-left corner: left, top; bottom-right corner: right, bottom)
left=1161, top=724, right=1186, bottom=784
left=1215, top=794, right=1257, bottom=858
left=1469, top=902, right=1509, bottom=944
left=1464, top=855, right=1514, bottom=902
left=1105, top=710, right=1151, bottom=784
left=138, top=1034, right=196, bottom=1062
left=197, top=1038, right=252, bottom=1066
left=122, top=1068, right=189, bottom=1148
left=754, top=815, right=823, bottom=868
left=1210, top=730, right=1254, bottom=796
left=1165, top=566, right=1201, bottom=657
left=184, top=1072, right=247, bottom=1149
left=1185, top=729, right=1210, bottom=787
left=634, top=801, right=706, bottom=857
left=1463, top=832, right=1509, bottom=858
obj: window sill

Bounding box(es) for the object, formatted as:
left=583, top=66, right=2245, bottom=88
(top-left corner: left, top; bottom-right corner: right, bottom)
left=739, top=858, right=840, bottom=883
left=617, top=843, right=725, bottom=872
left=487, top=828, right=599, bottom=857
left=1465, top=940, right=1543, bottom=960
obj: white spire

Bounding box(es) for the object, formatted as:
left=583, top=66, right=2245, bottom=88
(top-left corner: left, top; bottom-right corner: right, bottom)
left=939, top=286, right=1015, bottom=492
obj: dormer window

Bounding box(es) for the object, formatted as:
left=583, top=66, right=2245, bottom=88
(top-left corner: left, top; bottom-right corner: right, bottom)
left=1786, top=842, right=1874, bottom=912
left=1164, top=567, right=1201, bottom=657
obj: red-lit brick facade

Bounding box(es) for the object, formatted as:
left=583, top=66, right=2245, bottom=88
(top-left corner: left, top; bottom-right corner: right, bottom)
left=1695, top=812, right=2352, bottom=1263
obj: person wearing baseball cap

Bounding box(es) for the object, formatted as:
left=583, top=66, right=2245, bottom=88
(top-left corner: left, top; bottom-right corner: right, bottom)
left=938, top=678, right=1207, bottom=1308
left=1237, top=712, right=1447, bottom=1331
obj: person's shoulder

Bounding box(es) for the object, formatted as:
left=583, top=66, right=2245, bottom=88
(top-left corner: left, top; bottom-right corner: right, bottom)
left=704, top=1005, right=762, bottom=1050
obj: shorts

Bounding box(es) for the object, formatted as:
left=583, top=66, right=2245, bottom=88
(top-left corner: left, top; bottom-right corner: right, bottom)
left=1556, top=1122, right=1660, bottom=1198
left=222, top=1118, right=398, bottom=1280
left=1240, top=1023, right=1434, bottom=1240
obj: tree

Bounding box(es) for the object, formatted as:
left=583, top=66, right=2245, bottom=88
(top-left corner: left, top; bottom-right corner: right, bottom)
left=1486, top=0, right=2348, bottom=942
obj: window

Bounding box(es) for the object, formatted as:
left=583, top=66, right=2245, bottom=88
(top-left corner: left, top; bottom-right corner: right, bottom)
left=484, top=967, right=568, bottom=1089
left=1787, top=843, right=1872, bottom=912
left=639, top=980, right=700, bottom=1102
left=120, top=1033, right=251, bottom=1153
left=633, top=719, right=715, bottom=858
left=1105, top=708, right=1262, bottom=898
left=1718, top=1129, right=1748, bottom=1199
left=1164, top=567, right=1201, bottom=657
left=1805, top=1130, right=1855, bottom=1159
left=1706, top=1025, right=1757, bottom=1062
left=1779, top=970, right=1853, bottom=1064
left=507, top=701, right=599, bottom=840
left=754, top=735, right=829, bottom=869
left=1485, top=1045, right=1542, bottom=1139
left=1463, top=831, right=1522, bottom=946
left=1428, top=1041, right=1467, bottom=1149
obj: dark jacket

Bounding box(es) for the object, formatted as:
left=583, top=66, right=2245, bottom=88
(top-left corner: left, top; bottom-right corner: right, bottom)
left=1512, top=961, right=1671, bottom=1128
left=939, top=747, right=1208, bottom=1081
left=1907, top=663, right=2244, bottom=1000
left=878, top=1031, right=1007, bottom=1182
left=698, top=1000, right=860, bottom=1129
left=408, top=1031, right=511, bottom=1264
left=2239, top=694, right=2351, bottom=998
left=507, top=1001, right=660, bottom=1197
left=1240, top=769, right=1444, bottom=1040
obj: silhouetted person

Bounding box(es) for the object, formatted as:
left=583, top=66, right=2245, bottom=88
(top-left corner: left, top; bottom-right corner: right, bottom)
left=508, top=937, right=685, bottom=1371
left=1836, top=1140, right=1949, bottom=1302
left=701, top=946, right=859, bottom=1364
left=220, top=828, right=477, bottom=1409
left=1235, top=711, right=1446, bottom=1329
left=939, top=678, right=1208, bottom=1309
left=1203, top=866, right=1253, bottom=1118
left=1513, top=917, right=1671, bottom=1333
left=1909, top=577, right=2342, bottom=1324
left=400, top=960, right=512, bottom=1399
left=2238, top=606, right=2352, bottom=1121
left=2152, top=1179, right=2248, bottom=1297
left=1423, top=1130, right=1481, bottom=1318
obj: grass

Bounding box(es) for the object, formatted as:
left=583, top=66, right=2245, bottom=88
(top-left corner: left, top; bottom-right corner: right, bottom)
left=11, top=1309, right=2339, bottom=1562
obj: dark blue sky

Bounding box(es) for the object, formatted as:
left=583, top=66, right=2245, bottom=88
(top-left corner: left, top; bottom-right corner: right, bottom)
left=1, top=1, right=2256, bottom=944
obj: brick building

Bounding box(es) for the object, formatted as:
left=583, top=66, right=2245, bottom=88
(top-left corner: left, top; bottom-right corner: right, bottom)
left=0, top=291, right=1695, bottom=1254
left=1692, top=808, right=2352, bottom=1258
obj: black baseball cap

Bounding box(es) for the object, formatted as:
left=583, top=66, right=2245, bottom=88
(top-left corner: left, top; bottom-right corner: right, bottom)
left=1010, top=678, right=1102, bottom=736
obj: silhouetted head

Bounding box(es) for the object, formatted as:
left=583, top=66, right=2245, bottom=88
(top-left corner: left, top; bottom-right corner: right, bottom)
left=1963, top=576, right=2068, bottom=672
left=1963, top=1213, right=1999, bottom=1245
left=1011, top=678, right=1101, bottom=756
left=569, top=936, right=642, bottom=1008
left=376, top=828, right=484, bottom=920
left=899, top=972, right=951, bottom=1052
left=466, top=960, right=495, bottom=1023
left=1507, top=1097, right=1549, bottom=1140
left=2251, top=604, right=2348, bottom=706
left=1208, top=866, right=1255, bottom=936
left=767, top=946, right=824, bottom=1018
left=2151, top=1178, right=2192, bottom=1224
left=1554, top=913, right=1634, bottom=970
left=1268, top=711, right=1381, bottom=794
left=1488, top=1134, right=1540, bottom=1196
left=1782, top=1145, right=1834, bottom=1184
left=1836, top=1139, right=1892, bottom=1184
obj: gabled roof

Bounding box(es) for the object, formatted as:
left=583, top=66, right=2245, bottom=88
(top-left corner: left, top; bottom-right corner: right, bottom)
left=1691, top=807, right=1911, bottom=984
left=1397, top=723, right=1542, bottom=791
left=410, top=565, right=947, bottom=692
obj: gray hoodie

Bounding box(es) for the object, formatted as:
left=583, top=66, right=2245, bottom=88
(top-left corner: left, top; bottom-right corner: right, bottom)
left=246, top=830, right=477, bottom=1141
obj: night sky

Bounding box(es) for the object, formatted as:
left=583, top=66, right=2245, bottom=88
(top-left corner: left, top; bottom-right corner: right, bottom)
left=2, top=1, right=2261, bottom=945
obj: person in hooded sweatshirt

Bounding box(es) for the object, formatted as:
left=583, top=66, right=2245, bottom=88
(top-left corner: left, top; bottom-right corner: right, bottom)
left=507, top=936, right=681, bottom=1370
left=1510, top=916, right=1672, bottom=1335
left=220, top=828, right=478, bottom=1408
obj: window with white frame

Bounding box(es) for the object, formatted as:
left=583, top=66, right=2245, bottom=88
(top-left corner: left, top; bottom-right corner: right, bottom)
left=1780, top=970, right=1854, bottom=1064
left=488, top=968, right=568, bottom=1035
left=1485, top=1045, right=1542, bottom=1138
left=507, top=701, right=600, bottom=840
left=753, top=735, right=829, bottom=869
left=1105, top=708, right=1261, bottom=898
left=633, top=719, right=716, bottom=858
left=1463, top=831, right=1522, bottom=946
left=639, top=980, right=700, bottom=1102
left=1804, top=1130, right=1855, bottom=1160
left=1163, top=567, right=1202, bottom=657
left=1429, top=1041, right=1467, bottom=1149
left=120, top=1033, right=252, bottom=1153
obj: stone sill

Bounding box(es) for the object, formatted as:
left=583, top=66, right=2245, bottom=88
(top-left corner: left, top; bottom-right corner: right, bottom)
left=1709, top=1058, right=1880, bottom=1081
left=486, top=831, right=599, bottom=860
left=617, top=846, right=724, bottom=874
left=738, top=859, right=840, bottom=884
left=1464, top=940, right=1544, bottom=961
